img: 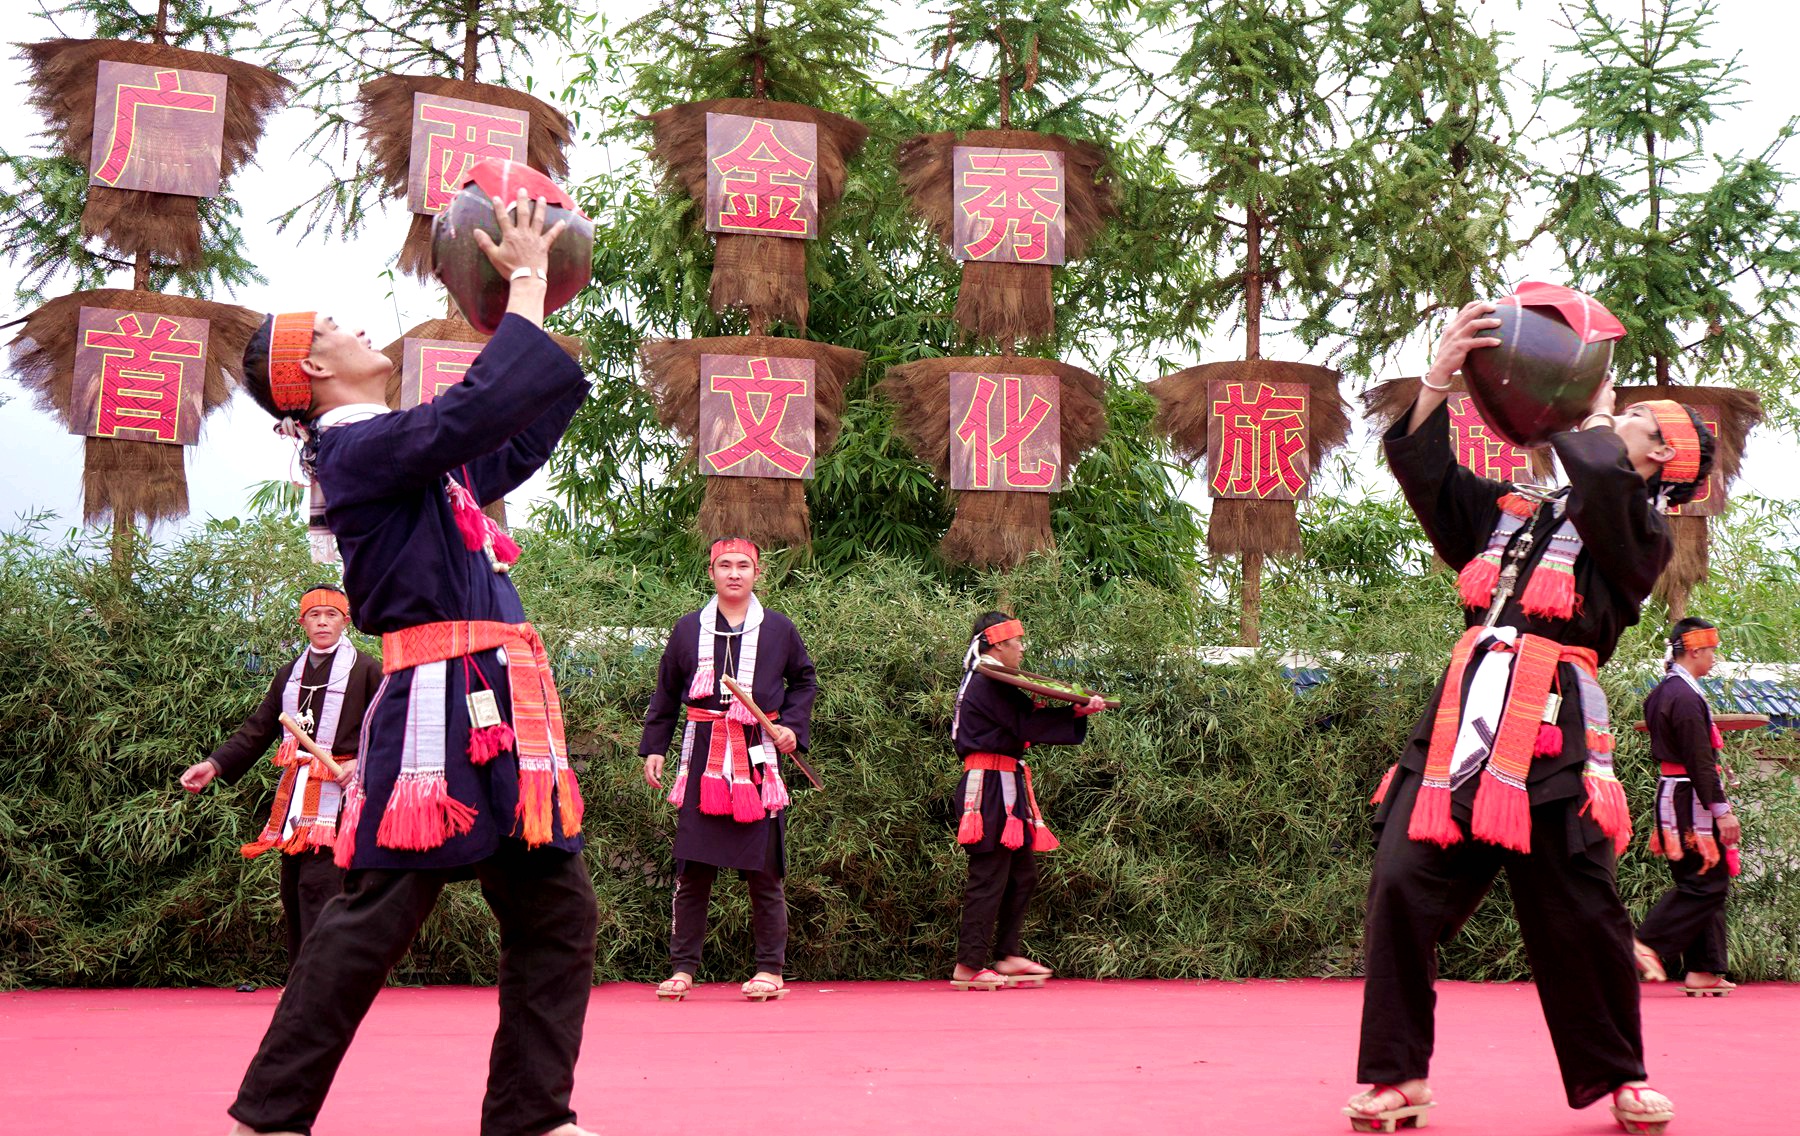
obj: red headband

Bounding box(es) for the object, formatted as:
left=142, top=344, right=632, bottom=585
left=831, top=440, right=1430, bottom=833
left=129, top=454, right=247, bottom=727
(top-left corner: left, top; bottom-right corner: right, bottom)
left=268, top=311, right=318, bottom=413
left=1680, top=627, right=1720, bottom=652
left=981, top=618, right=1024, bottom=646
left=709, top=538, right=759, bottom=567
left=299, top=588, right=349, bottom=617
left=1641, top=400, right=1702, bottom=485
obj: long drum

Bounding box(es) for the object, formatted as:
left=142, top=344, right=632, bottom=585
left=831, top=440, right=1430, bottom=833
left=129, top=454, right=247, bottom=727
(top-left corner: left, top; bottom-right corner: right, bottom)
left=977, top=662, right=1120, bottom=709
left=1462, top=301, right=1613, bottom=448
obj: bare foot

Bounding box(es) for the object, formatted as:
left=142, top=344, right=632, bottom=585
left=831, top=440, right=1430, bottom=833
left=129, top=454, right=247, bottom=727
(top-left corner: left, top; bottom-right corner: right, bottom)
left=541, top=1125, right=600, bottom=1136
left=655, top=971, right=694, bottom=999
left=993, top=955, right=1052, bottom=976
left=1614, top=1082, right=1674, bottom=1118
left=1345, top=1079, right=1432, bottom=1118
left=1684, top=971, right=1736, bottom=991
left=226, top=1124, right=303, bottom=1136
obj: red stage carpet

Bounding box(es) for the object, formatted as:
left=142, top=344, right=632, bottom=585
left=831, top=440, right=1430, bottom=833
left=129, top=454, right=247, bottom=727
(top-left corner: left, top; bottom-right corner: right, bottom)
left=3, top=978, right=1792, bottom=1135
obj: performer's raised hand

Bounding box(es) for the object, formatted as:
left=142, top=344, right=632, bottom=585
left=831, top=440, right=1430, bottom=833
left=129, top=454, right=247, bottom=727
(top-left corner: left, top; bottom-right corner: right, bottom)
left=180, top=760, right=218, bottom=793
left=767, top=724, right=798, bottom=754
left=1409, top=300, right=1503, bottom=433
left=643, top=753, right=665, bottom=789
left=1075, top=694, right=1107, bottom=717
left=474, top=187, right=567, bottom=328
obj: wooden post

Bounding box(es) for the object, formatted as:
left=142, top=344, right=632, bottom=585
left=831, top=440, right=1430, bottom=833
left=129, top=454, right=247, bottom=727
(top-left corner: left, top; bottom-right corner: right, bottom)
left=1237, top=162, right=1265, bottom=646
left=1241, top=550, right=1262, bottom=647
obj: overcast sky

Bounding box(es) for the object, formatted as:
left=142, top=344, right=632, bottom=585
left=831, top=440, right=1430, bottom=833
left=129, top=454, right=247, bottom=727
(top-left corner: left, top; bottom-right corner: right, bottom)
left=3, top=0, right=1797, bottom=539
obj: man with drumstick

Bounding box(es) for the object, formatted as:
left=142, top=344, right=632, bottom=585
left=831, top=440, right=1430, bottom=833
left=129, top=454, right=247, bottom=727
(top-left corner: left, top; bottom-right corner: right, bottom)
left=640, top=538, right=818, bottom=1002
left=1347, top=294, right=1715, bottom=1135
left=180, top=584, right=381, bottom=978
left=220, top=189, right=600, bottom=1136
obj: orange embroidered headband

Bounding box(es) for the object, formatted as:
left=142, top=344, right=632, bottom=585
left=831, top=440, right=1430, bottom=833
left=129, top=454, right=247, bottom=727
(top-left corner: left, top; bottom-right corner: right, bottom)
left=1642, top=400, right=1702, bottom=485
left=268, top=311, right=318, bottom=413
left=299, top=587, right=349, bottom=617
left=1680, top=627, right=1720, bottom=652
left=982, top=618, right=1024, bottom=646
left=709, top=538, right=759, bottom=567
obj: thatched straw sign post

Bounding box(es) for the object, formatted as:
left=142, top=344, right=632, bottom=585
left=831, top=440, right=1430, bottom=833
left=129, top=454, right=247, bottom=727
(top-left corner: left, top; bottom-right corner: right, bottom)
left=6, top=16, right=284, bottom=568
left=640, top=57, right=870, bottom=549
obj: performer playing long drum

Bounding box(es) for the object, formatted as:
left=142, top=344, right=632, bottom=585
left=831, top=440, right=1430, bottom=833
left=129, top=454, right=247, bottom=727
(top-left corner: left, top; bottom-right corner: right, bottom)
left=950, top=612, right=1105, bottom=991
left=1347, top=300, right=1715, bottom=1136
left=1633, top=617, right=1742, bottom=996
left=221, top=191, right=599, bottom=1136
left=640, top=538, right=817, bottom=1002
left=179, top=585, right=381, bottom=978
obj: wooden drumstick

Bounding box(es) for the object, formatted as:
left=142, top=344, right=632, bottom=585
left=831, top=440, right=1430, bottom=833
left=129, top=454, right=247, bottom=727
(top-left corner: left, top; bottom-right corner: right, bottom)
left=720, top=675, right=823, bottom=790
left=279, top=712, right=346, bottom=780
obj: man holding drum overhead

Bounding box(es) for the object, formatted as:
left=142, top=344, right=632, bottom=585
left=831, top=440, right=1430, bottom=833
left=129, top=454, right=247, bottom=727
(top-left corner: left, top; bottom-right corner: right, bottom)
left=221, top=184, right=600, bottom=1136
left=1347, top=291, right=1715, bottom=1136
left=949, top=612, right=1106, bottom=991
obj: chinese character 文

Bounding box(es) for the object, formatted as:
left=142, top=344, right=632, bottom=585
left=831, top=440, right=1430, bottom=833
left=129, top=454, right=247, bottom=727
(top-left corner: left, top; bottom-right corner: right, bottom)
left=1209, top=381, right=1309, bottom=499
left=956, top=150, right=1064, bottom=263
left=709, top=118, right=815, bottom=237
left=704, top=358, right=813, bottom=477
left=1447, top=394, right=1531, bottom=482
left=85, top=312, right=204, bottom=442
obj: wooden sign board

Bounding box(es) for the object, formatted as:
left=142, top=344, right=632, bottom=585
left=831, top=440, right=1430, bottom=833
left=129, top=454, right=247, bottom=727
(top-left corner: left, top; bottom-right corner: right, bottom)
left=704, top=113, right=819, bottom=239
left=951, top=146, right=1066, bottom=266
left=407, top=92, right=530, bottom=215
left=698, top=354, right=817, bottom=479
left=949, top=370, right=1061, bottom=493
left=1447, top=392, right=1536, bottom=483
left=399, top=338, right=483, bottom=409
left=68, top=306, right=208, bottom=445
left=1206, top=379, right=1310, bottom=501
left=88, top=61, right=227, bottom=197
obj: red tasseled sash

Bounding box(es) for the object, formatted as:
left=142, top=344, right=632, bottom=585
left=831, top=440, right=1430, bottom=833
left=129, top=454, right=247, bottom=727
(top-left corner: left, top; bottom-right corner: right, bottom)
left=957, top=753, right=1059, bottom=852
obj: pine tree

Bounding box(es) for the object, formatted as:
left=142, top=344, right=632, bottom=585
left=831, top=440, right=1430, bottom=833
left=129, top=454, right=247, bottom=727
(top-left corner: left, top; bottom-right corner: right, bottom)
left=0, top=0, right=266, bottom=306
left=1543, top=0, right=1800, bottom=405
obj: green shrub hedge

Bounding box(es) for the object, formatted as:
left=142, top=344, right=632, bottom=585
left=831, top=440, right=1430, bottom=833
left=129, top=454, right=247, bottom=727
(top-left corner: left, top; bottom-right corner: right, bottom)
left=2, top=517, right=1795, bottom=987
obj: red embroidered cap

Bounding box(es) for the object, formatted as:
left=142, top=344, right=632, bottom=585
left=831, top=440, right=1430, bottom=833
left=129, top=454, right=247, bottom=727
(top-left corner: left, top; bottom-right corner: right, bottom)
left=267, top=311, right=318, bottom=413
left=709, top=538, right=759, bottom=567
left=1641, top=399, right=1703, bottom=486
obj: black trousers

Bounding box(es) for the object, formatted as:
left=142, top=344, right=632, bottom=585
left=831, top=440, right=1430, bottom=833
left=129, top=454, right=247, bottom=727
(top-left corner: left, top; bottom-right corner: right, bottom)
left=278, top=849, right=346, bottom=977
left=1358, top=769, right=1644, bottom=1109
left=1637, top=852, right=1730, bottom=975
left=957, top=846, right=1038, bottom=969
left=230, top=843, right=598, bottom=1136
left=669, top=861, right=787, bottom=975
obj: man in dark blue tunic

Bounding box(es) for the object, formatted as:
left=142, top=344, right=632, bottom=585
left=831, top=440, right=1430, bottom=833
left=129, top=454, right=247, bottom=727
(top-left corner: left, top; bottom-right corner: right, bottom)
left=222, top=192, right=599, bottom=1136
left=640, top=538, right=817, bottom=1001
left=950, top=611, right=1105, bottom=991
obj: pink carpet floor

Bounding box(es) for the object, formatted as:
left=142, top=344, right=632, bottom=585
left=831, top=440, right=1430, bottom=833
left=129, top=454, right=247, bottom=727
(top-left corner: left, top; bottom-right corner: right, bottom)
left=3, top=978, right=1793, bottom=1135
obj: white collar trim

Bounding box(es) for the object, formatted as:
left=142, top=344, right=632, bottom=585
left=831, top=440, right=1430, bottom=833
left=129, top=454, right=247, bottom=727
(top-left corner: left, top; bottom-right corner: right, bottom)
left=315, top=403, right=391, bottom=430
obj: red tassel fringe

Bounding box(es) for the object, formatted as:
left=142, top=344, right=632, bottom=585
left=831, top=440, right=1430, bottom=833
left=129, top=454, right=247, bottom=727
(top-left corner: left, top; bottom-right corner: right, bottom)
left=1470, top=770, right=1531, bottom=854
left=467, top=721, right=516, bottom=765
left=377, top=775, right=477, bottom=851
left=1370, top=763, right=1397, bottom=806
left=1581, top=774, right=1633, bottom=856
left=1520, top=564, right=1576, bottom=620
left=557, top=767, right=584, bottom=836
left=490, top=526, right=521, bottom=565
left=1407, top=783, right=1462, bottom=847
left=1534, top=722, right=1563, bottom=756
left=1000, top=814, right=1025, bottom=850
left=1457, top=557, right=1501, bottom=608
left=956, top=809, right=983, bottom=845
left=699, top=773, right=732, bottom=816
left=761, top=766, right=791, bottom=812
left=518, top=768, right=554, bottom=846
left=1033, top=821, right=1060, bottom=853
left=1710, top=724, right=1725, bottom=749
left=333, top=789, right=362, bottom=868
left=731, top=778, right=765, bottom=823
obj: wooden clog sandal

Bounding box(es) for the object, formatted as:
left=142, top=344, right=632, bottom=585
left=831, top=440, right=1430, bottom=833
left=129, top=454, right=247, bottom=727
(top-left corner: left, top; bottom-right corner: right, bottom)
left=742, top=976, right=789, bottom=1002
left=1610, top=1085, right=1674, bottom=1134
left=1343, top=1084, right=1435, bottom=1133
left=655, top=975, right=692, bottom=1002
left=1633, top=941, right=1668, bottom=983
left=1682, top=976, right=1735, bottom=997
left=949, top=968, right=1005, bottom=991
